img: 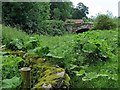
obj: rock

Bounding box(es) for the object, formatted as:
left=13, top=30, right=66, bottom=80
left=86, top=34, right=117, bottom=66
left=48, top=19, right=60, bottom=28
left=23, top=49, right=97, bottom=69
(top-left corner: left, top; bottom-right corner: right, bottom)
left=42, top=83, right=52, bottom=90
left=56, top=72, right=65, bottom=77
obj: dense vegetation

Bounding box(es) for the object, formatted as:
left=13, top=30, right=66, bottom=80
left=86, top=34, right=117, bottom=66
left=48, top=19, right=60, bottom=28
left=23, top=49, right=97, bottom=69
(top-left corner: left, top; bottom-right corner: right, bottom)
left=2, top=2, right=50, bottom=34
left=1, top=1, right=119, bottom=89
left=1, top=24, right=118, bottom=89
left=93, top=14, right=117, bottom=30
left=2, top=1, right=89, bottom=35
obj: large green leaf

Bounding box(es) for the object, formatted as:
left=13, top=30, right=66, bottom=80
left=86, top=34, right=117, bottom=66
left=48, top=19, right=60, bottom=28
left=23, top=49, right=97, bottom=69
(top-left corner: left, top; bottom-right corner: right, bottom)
left=82, top=72, right=98, bottom=81
left=2, top=76, right=21, bottom=89
left=82, top=43, right=97, bottom=53
left=76, top=69, right=85, bottom=76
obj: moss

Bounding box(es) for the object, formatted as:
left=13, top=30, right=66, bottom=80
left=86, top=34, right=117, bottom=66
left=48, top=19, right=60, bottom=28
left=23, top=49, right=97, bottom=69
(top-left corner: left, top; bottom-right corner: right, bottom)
left=3, top=49, right=25, bottom=57
left=35, top=75, right=61, bottom=88
left=24, top=57, right=70, bottom=89
left=3, top=50, right=70, bottom=89
left=63, top=74, right=71, bottom=87
left=35, top=67, right=65, bottom=87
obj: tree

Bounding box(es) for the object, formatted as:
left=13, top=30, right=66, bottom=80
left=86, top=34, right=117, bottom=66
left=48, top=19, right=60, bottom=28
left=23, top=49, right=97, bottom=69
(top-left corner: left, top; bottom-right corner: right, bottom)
left=93, top=14, right=116, bottom=30
left=53, top=8, right=61, bottom=20
left=72, top=2, right=89, bottom=19
left=50, top=1, right=73, bottom=20
left=2, top=2, right=50, bottom=34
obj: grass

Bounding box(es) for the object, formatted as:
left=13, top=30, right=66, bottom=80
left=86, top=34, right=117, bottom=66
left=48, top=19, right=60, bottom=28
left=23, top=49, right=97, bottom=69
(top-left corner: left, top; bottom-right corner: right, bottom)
left=2, top=25, right=29, bottom=45
left=39, top=34, right=77, bottom=57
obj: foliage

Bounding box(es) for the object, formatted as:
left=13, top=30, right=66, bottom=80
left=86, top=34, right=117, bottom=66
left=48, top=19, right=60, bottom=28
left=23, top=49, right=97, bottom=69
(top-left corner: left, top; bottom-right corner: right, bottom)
left=27, top=46, right=50, bottom=57
left=72, top=2, right=89, bottom=19
left=2, top=24, right=118, bottom=88
left=39, top=34, right=76, bottom=56
left=93, top=14, right=116, bottom=30
left=2, top=25, right=29, bottom=46
left=23, top=35, right=40, bottom=50
left=69, top=30, right=118, bottom=88
left=43, top=20, right=67, bottom=36
left=2, top=76, right=21, bottom=89
left=50, top=1, right=73, bottom=20
left=5, top=39, right=24, bottom=50
left=39, top=29, right=118, bottom=88
left=52, top=8, right=61, bottom=20
left=1, top=53, right=23, bottom=89
left=73, top=30, right=118, bottom=64
left=2, top=55, right=23, bottom=79
left=2, top=2, right=50, bottom=34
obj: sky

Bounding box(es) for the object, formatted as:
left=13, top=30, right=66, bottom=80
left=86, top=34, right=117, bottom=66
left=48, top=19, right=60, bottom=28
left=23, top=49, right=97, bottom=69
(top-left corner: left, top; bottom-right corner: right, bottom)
left=70, top=0, right=119, bottom=17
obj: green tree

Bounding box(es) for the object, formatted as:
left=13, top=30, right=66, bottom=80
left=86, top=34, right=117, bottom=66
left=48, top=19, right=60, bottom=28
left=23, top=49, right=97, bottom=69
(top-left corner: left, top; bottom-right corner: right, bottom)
left=93, top=14, right=116, bottom=30
left=72, top=2, right=89, bottom=19
left=2, top=2, right=50, bottom=34
left=53, top=8, right=61, bottom=20
left=50, top=1, right=73, bottom=20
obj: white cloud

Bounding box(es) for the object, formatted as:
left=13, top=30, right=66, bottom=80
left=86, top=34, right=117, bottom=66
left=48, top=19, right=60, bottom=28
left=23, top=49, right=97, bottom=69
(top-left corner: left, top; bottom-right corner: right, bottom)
left=70, top=0, right=119, bottom=17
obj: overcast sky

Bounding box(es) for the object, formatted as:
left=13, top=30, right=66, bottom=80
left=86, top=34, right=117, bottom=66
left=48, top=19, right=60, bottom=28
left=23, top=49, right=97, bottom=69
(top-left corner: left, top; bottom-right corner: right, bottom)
left=70, top=0, right=119, bottom=17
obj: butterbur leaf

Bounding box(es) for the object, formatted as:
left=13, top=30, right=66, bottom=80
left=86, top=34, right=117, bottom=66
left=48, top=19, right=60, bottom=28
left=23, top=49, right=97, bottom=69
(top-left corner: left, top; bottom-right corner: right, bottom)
left=111, top=74, right=118, bottom=81
left=98, top=72, right=110, bottom=77
left=82, top=43, right=97, bottom=53
left=77, top=69, right=85, bottom=76
left=82, top=72, right=98, bottom=81
left=69, top=65, right=78, bottom=70
left=2, top=76, right=21, bottom=88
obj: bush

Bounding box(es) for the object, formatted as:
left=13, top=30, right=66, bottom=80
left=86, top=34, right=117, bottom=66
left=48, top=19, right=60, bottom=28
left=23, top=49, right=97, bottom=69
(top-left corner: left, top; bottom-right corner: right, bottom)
left=93, top=14, right=116, bottom=30
left=43, top=20, right=66, bottom=36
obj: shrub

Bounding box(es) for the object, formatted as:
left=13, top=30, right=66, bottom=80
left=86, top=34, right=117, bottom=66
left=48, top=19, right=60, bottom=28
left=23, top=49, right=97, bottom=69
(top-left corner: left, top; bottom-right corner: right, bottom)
left=93, top=14, right=116, bottom=30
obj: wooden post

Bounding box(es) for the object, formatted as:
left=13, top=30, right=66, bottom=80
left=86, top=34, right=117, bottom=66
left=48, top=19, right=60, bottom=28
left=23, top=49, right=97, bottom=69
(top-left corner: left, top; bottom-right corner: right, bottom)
left=20, top=67, right=31, bottom=89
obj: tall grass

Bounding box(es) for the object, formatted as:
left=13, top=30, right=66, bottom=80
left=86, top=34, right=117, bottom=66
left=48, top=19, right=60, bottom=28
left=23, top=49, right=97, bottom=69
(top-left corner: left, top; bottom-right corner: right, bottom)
left=39, top=34, right=77, bottom=57
left=2, top=25, right=29, bottom=45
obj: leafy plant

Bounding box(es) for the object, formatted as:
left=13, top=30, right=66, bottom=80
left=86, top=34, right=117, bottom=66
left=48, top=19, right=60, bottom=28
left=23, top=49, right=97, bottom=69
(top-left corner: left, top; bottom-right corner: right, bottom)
left=2, top=76, right=22, bottom=89
left=5, top=39, right=23, bottom=50
left=27, top=46, right=50, bottom=57
left=2, top=55, right=23, bottom=79
left=74, top=30, right=118, bottom=64
left=23, top=36, right=40, bottom=50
